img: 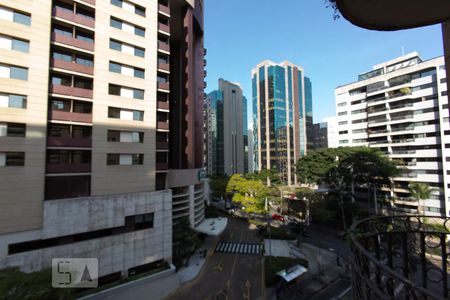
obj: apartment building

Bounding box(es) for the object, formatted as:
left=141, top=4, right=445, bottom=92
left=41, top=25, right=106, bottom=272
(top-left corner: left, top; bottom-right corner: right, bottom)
left=0, top=0, right=207, bottom=280
left=335, top=52, right=449, bottom=216
left=204, top=79, right=247, bottom=176
left=252, top=60, right=313, bottom=185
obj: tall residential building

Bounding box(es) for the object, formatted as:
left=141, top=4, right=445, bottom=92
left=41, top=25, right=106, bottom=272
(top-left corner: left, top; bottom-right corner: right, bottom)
left=335, top=52, right=449, bottom=216
left=0, top=0, right=207, bottom=279
left=252, top=60, right=313, bottom=185
left=204, top=79, right=245, bottom=175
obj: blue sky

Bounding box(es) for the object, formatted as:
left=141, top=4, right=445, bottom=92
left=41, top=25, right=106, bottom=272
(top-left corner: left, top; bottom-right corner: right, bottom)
left=203, top=0, right=444, bottom=124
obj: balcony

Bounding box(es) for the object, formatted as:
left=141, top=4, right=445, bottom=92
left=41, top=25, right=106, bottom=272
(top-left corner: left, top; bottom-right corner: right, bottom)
left=49, top=110, right=92, bottom=123
left=157, top=121, right=169, bottom=130
left=156, top=142, right=169, bottom=150
left=52, top=7, right=95, bottom=29
left=47, top=163, right=91, bottom=173
left=157, top=82, right=170, bottom=91
left=50, top=58, right=94, bottom=75
left=157, top=101, right=170, bottom=110
left=158, top=22, right=170, bottom=34
left=158, top=41, right=170, bottom=53
left=50, top=84, right=93, bottom=99
left=390, top=114, right=414, bottom=121
left=156, top=162, right=168, bottom=171
left=51, top=33, right=94, bottom=52
left=158, top=3, right=170, bottom=15
left=47, top=136, right=92, bottom=148
left=350, top=215, right=450, bottom=300
left=158, top=62, right=170, bottom=72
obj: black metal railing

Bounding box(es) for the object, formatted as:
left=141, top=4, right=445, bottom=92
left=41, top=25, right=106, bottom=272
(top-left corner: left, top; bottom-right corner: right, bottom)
left=349, top=215, right=450, bottom=300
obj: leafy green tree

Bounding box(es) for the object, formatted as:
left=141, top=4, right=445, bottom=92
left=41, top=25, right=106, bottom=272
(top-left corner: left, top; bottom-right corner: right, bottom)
left=245, top=169, right=281, bottom=186
left=209, top=174, right=229, bottom=198
left=226, top=174, right=270, bottom=213
left=0, top=267, right=74, bottom=300
left=409, top=182, right=437, bottom=215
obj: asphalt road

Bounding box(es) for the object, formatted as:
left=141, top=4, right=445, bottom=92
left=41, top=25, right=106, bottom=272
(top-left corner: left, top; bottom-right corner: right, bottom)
left=167, top=217, right=265, bottom=300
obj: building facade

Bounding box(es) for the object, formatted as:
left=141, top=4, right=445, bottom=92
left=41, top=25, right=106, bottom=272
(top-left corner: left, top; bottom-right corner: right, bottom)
left=204, top=79, right=246, bottom=176
left=0, top=0, right=206, bottom=279
left=335, top=52, right=449, bottom=216
left=252, top=60, right=313, bottom=185
left=312, top=122, right=328, bottom=149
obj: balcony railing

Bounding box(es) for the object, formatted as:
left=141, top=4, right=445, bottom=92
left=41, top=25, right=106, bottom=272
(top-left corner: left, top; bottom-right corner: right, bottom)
left=156, top=162, right=168, bottom=171
left=156, top=142, right=169, bottom=150
left=158, top=41, right=170, bottom=52
left=158, top=3, right=170, bottom=15
left=52, top=7, right=95, bottom=29
left=157, top=101, right=170, bottom=110
left=158, top=62, right=170, bottom=72
left=47, top=163, right=91, bottom=173
left=50, top=58, right=94, bottom=75
left=47, top=136, right=92, bottom=148
left=51, top=33, right=94, bottom=52
left=50, top=84, right=93, bottom=99
left=157, top=121, right=169, bottom=130
left=390, top=114, right=414, bottom=121
left=157, top=82, right=170, bottom=91
left=392, top=150, right=416, bottom=155
left=350, top=215, right=450, bottom=300
left=158, top=22, right=170, bottom=34
left=49, top=110, right=92, bottom=123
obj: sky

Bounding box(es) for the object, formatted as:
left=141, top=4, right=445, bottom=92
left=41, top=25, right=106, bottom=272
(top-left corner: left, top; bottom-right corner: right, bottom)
left=203, top=0, right=444, bottom=125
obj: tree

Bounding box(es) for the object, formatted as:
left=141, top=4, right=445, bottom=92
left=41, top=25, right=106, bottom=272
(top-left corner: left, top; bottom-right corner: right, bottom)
left=245, top=168, right=281, bottom=186
left=409, top=182, right=437, bottom=215
left=172, top=217, right=201, bottom=263
left=226, top=174, right=270, bottom=214
left=209, top=174, right=229, bottom=198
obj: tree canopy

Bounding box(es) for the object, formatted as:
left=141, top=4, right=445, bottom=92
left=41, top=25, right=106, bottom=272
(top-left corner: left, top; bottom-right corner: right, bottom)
left=226, top=174, right=272, bottom=213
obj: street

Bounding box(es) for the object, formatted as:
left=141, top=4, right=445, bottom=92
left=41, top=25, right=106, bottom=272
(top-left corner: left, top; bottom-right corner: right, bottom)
left=167, top=217, right=265, bottom=300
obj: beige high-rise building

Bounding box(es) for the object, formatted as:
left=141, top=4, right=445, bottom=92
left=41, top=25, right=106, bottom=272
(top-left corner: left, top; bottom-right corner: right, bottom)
left=0, top=0, right=208, bottom=280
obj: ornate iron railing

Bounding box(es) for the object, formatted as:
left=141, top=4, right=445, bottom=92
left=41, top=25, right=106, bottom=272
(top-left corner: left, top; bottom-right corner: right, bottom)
left=349, top=215, right=450, bottom=300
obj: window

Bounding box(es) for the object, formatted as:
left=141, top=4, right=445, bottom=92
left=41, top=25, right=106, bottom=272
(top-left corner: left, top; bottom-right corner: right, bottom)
left=0, top=152, right=25, bottom=166
left=110, top=17, right=122, bottom=29
left=134, top=68, right=144, bottom=78
left=0, top=64, right=28, bottom=80
left=76, top=55, right=93, bottom=67
left=111, top=0, right=146, bottom=17
left=338, top=121, right=347, bottom=125
left=337, top=102, right=347, bottom=107
left=107, top=130, right=143, bottom=143
left=135, top=26, right=145, bottom=37
left=108, top=84, right=144, bottom=99
left=352, top=129, right=366, bottom=134
left=351, top=109, right=365, bottom=115
left=0, top=35, right=29, bottom=53
left=109, top=62, right=121, bottom=73
left=338, top=111, right=347, bottom=116
left=108, top=107, right=144, bottom=121
left=110, top=17, right=145, bottom=37
left=107, top=153, right=144, bottom=165
left=109, top=62, right=145, bottom=78
left=0, top=93, right=27, bottom=108
left=339, top=140, right=349, bottom=144
left=0, top=7, right=31, bottom=26
left=339, top=130, right=348, bottom=135
left=4, top=123, right=26, bottom=137
left=110, top=39, right=121, bottom=51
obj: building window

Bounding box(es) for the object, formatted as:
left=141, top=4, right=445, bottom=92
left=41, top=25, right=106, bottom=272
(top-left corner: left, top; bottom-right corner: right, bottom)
left=0, top=35, right=29, bottom=53
left=0, top=64, right=28, bottom=80
left=339, top=130, right=348, bottom=135
left=338, top=111, right=347, bottom=116
left=108, top=84, right=144, bottom=99
left=0, top=123, right=26, bottom=137
left=352, top=129, right=366, bottom=134
left=0, top=152, right=25, bottom=166
left=111, top=0, right=146, bottom=17
left=107, top=153, right=144, bottom=165
left=0, top=7, right=31, bottom=26
left=339, top=140, right=349, bottom=144
left=337, top=102, right=347, bottom=107
left=0, top=93, right=27, bottom=108
left=110, top=17, right=145, bottom=37
left=108, top=107, right=143, bottom=121
left=338, top=121, right=348, bottom=125
left=107, top=130, right=143, bottom=143
left=109, top=61, right=145, bottom=78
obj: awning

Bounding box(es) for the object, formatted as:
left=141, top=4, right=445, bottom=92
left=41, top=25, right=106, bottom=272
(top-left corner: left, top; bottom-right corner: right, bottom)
left=194, top=217, right=228, bottom=236
left=276, top=265, right=308, bottom=282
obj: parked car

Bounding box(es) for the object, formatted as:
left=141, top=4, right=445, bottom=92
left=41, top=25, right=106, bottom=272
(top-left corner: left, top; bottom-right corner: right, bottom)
left=271, top=214, right=285, bottom=222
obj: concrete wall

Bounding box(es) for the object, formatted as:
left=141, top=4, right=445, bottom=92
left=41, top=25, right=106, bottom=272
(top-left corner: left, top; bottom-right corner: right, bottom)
left=0, top=190, right=172, bottom=276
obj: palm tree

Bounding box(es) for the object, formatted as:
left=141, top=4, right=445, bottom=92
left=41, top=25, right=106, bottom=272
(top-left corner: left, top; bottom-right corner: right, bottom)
left=409, top=182, right=436, bottom=215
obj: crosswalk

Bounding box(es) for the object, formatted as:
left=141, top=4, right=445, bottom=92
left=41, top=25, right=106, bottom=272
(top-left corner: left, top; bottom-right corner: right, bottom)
left=215, top=241, right=262, bottom=256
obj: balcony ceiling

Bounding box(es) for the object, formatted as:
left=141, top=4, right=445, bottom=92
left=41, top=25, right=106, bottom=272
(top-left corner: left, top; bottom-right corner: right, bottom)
left=336, top=0, right=450, bottom=31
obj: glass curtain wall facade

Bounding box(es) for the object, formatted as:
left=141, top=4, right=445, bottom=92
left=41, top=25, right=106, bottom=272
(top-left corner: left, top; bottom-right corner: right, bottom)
left=252, top=60, right=313, bottom=185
